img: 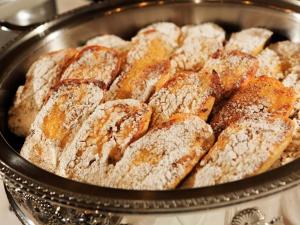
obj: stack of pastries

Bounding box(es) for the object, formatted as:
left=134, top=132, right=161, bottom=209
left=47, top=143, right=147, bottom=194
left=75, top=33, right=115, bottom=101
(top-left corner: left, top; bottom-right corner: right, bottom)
left=8, top=22, right=300, bottom=190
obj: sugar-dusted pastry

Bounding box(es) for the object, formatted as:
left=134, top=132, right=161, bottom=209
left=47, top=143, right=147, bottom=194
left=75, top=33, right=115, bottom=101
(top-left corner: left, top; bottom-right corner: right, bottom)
left=201, top=50, right=258, bottom=97
left=256, top=48, right=283, bottom=79
left=211, top=76, right=296, bottom=135
left=107, top=114, right=214, bottom=190
left=57, top=99, right=152, bottom=185
left=86, top=34, right=130, bottom=52
left=184, top=116, right=294, bottom=188
left=8, top=48, right=77, bottom=137
left=269, top=40, right=300, bottom=74
left=171, top=23, right=225, bottom=71
left=135, top=22, right=181, bottom=47
left=281, top=67, right=300, bottom=164
left=60, top=45, right=122, bottom=88
left=20, top=80, right=104, bottom=173
left=106, top=31, right=177, bottom=102
left=225, top=28, right=273, bottom=55
left=148, top=71, right=216, bottom=126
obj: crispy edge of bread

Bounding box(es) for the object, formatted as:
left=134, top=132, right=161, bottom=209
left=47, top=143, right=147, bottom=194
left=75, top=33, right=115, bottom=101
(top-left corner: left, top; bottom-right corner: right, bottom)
left=8, top=48, right=78, bottom=137
left=211, top=76, right=296, bottom=135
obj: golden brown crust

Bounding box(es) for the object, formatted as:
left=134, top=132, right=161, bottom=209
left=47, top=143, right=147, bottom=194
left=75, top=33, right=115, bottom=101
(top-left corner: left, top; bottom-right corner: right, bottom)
left=149, top=71, right=216, bottom=127
left=225, top=27, right=273, bottom=56
left=184, top=116, right=294, bottom=188
left=20, top=82, right=104, bottom=172
left=8, top=48, right=78, bottom=137
left=61, top=45, right=123, bottom=88
left=269, top=40, right=300, bottom=74
left=57, top=99, right=152, bottom=185
left=106, top=33, right=176, bottom=102
left=107, top=114, right=214, bottom=190
left=211, top=76, right=296, bottom=135
left=201, top=50, right=258, bottom=98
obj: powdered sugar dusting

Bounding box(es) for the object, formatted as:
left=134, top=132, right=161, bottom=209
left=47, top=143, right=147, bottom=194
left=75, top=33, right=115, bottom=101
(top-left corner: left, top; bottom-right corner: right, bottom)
left=269, top=41, right=300, bottom=74
left=107, top=115, right=214, bottom=190
left=281, top=67, right=300, bottom=164
left=226, top=28, right=273, bottom=55
left=20, top=82, right=104, bottom=173
left=256, top=48, right=283, bottom=79
left=135, top=22, right=181, bottom=48
left=189, top=117, right=293, bottom=187
left=57, top=99, right=151, bottom=185
left=61, top=46, right=120, bottom=87
left=149, top=72, right=213, bottom=126
left=86, top=35, right=130, bottom=51
left=8, top=49, right=77, bottom=136
left=171, top=23, right=225, bottom=72
left=106, top=32, right=175, bottom=101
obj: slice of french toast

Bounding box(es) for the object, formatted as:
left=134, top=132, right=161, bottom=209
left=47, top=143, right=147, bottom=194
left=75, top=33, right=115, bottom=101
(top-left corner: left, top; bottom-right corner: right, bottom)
left=183, top=116, right=294, bottom=188
left=57, top=99, right=152, bottom=185
left=211, top=76, right=296, bottom=135
left=20, top=80, right=104, bottom=172
left=8, top=48, right=77, bottom=137
left=107, top=114, right=214, bottom=190
left=225, top=27, right=273, bottom=55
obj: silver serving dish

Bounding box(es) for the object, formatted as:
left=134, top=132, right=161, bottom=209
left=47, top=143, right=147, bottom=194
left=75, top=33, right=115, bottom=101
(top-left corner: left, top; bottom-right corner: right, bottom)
left=1, top=0, right=300, bottom=224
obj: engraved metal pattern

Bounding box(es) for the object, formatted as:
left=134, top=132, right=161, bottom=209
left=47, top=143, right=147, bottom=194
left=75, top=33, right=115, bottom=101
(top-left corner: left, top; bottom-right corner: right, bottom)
left=5, top=182, right=122, bottom=225
left=231, top=208, right=265, bottom=225
left=231, top=208, right=285, bottom=225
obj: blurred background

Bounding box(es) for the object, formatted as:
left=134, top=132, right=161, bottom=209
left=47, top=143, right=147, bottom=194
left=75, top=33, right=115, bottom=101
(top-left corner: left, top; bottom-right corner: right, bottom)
left=0, top=0, right=91, bottom=47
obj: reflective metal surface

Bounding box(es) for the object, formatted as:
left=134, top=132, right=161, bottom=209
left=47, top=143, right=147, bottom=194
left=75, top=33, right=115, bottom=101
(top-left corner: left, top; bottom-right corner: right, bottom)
left=0, top=0, right=300, bottom=216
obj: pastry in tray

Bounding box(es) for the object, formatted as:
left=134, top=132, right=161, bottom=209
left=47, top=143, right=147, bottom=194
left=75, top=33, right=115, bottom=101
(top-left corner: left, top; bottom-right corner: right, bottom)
left=106, top=29, right=177, bottom=102
left=281, top=67, right=300, bottom=164
left=8, top=48, right=78, bottom=137
left=107, top=114, right=214, bottom=190
left=61, top=45, right=123, bottom=88
left=225, top=27, right=273, bottom=56
left=211, top=76, right=296, bottom=135
left=148, top=71, right=216, bottom=126
left=106, top=22, right=181, bottom=103
left=86, top=34, right=131, bottom=52
left=200, top=50, right=258, bottom=97
left=256, top=48, right=283, bottom=80
left=170, top=23, right=225, bottom=72
left=183, top=116, right=294, bottom=188
left=9, top=22, right=300, bottom=190
left=57, top=99, right=152, bottom=185
left=269, top=40, right=300, bottom=74
left=20, top=80, right=104, bottom=172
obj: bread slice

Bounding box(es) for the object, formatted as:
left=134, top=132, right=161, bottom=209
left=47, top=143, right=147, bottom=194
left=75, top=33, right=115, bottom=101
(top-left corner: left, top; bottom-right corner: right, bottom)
left=20, top=80, right=104, bottom=173
left=148, top=71, right=216, bottom=126
left=201, top=50, right=258, bottom=97
left=106, top=31, right=176, bottom=102
left=57, top=99, right=152, bottom=185
left=225, top=27, right=272, bottom=56
left=211, top=76, right=296, bottom=135
left=281, top=67, right=300, bottom=164
left=183, top=116, right=294, bottom=188
left=60, top=45, right=122, bottom=88
left=8, top=48, right=77, bottom=137
left=256, top=48, right=283, bottom=79
left=135, top=22, right=181, bottom=47
left=86, top=34, right=130, bottom=52
left=171, top=23, right=225, bottom=71
left=107, top=114, right=214, bottom=190
left=269, top=40, right=300, bottom=74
